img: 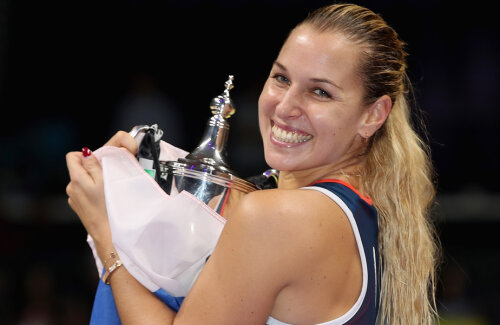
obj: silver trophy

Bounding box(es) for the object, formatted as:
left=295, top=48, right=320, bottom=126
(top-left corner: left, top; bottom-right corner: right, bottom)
left=131, top=75, right=258, bottom=217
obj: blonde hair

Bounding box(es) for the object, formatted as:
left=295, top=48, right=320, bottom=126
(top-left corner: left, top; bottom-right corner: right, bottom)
left=301, top=4, right=439, bottom=324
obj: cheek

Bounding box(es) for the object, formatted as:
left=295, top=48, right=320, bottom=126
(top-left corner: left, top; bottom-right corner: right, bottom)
left=322, top=126, right=338, bottom=143
left=258, top=83, right=275, bottom=121
left=309, top=110, right=338, bottom=137
left=258, top=87, right=270, bottom=135
left=257, top=91, right=266, bottom=118
left=312, top=106, right=359, bottom=140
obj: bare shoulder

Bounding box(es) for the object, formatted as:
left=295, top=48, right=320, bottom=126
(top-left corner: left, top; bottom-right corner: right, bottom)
left=229, top=187, right=353, bottom=265
left=229, top=188, right=361, bottom=323
left=236, top=187, right=348, bottom=228
left=175, top=188, right=356, bottom=324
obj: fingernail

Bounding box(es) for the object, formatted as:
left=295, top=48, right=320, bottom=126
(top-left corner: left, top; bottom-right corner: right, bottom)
left=82, top=147, right=92, bottom=157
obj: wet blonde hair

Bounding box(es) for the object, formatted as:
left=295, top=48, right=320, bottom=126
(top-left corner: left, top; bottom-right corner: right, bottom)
left=300, top=4, right=439, bottom=324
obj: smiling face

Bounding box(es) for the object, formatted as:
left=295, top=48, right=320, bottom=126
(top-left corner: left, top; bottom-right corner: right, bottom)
left=258, top=25, right=369, bottom=172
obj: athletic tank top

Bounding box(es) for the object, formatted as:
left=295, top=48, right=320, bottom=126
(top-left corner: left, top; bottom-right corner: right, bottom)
left=266, top=180, right=380, bottom=325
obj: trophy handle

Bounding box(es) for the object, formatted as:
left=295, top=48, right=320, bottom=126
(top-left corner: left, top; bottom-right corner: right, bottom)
left=129, top=125, right=150, bottom=138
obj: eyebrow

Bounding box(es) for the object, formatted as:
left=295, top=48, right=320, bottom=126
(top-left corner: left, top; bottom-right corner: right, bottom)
left=273, top=60, right=343, bottom=91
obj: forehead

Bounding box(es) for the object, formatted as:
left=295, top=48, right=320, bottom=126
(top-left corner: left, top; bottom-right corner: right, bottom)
left=277, top=25, right=362, bottom=89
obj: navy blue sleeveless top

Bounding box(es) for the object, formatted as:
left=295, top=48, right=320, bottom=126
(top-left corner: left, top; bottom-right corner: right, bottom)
left=267, top=180, right=380, bottom=325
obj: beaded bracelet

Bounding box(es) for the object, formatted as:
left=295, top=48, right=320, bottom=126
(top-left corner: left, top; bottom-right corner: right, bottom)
left=102, top=259, right=123, bottom=284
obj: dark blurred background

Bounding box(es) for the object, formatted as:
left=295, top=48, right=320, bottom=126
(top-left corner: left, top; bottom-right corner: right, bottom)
left=0, top=0, right=499, bottom=324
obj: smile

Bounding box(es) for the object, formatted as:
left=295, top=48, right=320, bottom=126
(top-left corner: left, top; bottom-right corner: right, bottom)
left=271, top=123, right=313, bottom=144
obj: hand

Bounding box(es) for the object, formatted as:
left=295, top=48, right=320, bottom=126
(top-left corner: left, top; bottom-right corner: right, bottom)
left=104, top=130, right=138, bottom=156
left=66, top=149, right=111, bottom=246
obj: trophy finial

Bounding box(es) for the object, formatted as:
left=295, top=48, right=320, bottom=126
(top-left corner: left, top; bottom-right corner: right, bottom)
left=224, top=75, right=234, bottom=96
left=210, top=75, right=236, bottom=119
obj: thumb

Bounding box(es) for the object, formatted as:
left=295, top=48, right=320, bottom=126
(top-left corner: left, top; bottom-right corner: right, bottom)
left=81, top=148, right=103, bottom=184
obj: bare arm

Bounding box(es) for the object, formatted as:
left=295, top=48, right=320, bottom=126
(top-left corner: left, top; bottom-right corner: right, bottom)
left=66, top=153, right=299, bottom=324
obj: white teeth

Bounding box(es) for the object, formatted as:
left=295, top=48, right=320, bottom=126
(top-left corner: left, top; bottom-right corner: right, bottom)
left=271, top=124, right=312, bottom=143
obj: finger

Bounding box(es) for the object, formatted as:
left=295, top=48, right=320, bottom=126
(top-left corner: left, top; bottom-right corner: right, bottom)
left=82, top=153, right=103, bottom=185
left=104, top=130, right=138, bottom=155
left=66, top=182, right=73, bottom=197
left=67, top=196, right=74, bottom=211
left=66, top=151, right=89, bottom=181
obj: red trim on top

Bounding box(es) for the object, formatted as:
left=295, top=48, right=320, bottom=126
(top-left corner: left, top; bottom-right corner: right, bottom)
left=219, top=187, right=231, bottom=217
left=310, top=179, right=373, bottom=206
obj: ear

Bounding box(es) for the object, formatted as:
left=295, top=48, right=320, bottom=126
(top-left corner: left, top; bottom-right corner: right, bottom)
left=358, top=95, right=392, bottom=138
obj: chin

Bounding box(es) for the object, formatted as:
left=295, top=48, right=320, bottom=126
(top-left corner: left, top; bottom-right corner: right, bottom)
left=264, top=151, right=304, bottom=172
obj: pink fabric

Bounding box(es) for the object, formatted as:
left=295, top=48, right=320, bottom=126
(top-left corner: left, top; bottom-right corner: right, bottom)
left=88, top=143, right=226, bottom=297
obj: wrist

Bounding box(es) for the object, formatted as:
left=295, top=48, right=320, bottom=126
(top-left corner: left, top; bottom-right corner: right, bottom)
left=87, top=218, right=112, bottom=243
left=93, top=237, right=116, bottom=265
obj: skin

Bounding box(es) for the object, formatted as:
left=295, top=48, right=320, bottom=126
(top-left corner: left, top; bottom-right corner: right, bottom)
left=66, top=25, right=391, bottom=324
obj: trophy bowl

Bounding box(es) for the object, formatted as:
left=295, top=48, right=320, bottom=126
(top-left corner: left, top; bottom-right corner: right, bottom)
left=159, top=160, right=257, bottom=217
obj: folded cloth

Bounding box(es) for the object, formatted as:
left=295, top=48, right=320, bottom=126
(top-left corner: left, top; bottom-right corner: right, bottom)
left=87, top=143, right=226, bottom=323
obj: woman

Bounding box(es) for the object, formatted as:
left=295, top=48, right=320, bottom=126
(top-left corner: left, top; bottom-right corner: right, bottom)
left=66, top=3, right=438, bottom=324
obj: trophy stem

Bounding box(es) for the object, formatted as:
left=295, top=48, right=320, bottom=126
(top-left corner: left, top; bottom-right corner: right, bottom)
left=181, top=115, right=231, bottom=172
left=178, top=75, right=236, bottom=173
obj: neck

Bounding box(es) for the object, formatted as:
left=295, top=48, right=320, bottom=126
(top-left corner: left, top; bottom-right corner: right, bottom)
left=277, top=155, right=366, bottom=190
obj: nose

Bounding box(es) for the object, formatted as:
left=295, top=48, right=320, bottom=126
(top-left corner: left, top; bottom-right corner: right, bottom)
left=275, top=86, right=303, bottom=119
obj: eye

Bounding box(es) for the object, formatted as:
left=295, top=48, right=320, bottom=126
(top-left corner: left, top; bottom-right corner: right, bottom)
left=272, top=74, right=291, bottom=85
left=313, top=88, right=332, bottom=99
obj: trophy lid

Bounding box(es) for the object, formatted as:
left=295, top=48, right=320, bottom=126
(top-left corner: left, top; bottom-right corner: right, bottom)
left=163, top=75, right=256, bottom=194
left=175, top=75, right=237, bottom=174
